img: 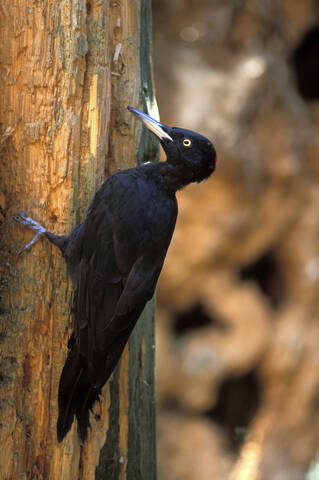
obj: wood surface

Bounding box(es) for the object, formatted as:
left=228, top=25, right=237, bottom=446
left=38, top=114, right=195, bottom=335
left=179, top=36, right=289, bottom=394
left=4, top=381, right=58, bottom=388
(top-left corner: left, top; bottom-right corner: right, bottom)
left=0, top=0, right=157, bottom=477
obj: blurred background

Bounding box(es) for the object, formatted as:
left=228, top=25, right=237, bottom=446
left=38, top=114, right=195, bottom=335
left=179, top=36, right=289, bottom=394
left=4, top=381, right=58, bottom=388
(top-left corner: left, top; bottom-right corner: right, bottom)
left=152, top=1, right=319, bottom=479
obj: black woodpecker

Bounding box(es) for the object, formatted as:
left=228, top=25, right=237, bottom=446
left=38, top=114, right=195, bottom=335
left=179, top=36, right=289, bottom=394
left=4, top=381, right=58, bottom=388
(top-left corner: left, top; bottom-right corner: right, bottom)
left=14, top=106, right=217, bottom=443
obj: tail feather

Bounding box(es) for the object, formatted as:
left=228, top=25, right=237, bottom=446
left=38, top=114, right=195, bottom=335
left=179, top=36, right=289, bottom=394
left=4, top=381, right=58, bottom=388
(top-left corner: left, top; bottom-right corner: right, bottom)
left=56, top=345, right=123, bottom=443
left=57, top=347, right=82, bottom=442
left=59, top=366, right=84, bottom=439
left=57, top=347, right=100, bottom=443
left=75, top=387, right=100, bottom=444
left=74, top=351, right=125, bottom=443
left=56, top=314, right=141, bottom=442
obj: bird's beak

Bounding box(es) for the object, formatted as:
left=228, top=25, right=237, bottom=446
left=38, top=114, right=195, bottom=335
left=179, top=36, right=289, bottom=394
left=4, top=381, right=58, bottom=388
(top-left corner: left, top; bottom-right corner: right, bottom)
left=127, top=106, right=173, bottom=142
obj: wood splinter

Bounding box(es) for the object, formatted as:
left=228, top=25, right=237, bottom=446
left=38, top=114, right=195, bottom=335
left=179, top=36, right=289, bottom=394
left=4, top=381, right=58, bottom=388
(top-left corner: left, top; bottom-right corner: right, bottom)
left=113, top=43, right=122, bottom=64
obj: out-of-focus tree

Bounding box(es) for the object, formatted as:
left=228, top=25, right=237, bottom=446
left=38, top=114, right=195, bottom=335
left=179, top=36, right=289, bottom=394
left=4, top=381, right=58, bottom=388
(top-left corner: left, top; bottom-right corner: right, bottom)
left=153, top=1, right=319, bottom=479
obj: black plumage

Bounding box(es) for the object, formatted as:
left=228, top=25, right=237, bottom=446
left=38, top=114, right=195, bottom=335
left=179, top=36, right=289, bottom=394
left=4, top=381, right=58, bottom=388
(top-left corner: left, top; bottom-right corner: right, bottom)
left=14, top=106, right=217, bottom=443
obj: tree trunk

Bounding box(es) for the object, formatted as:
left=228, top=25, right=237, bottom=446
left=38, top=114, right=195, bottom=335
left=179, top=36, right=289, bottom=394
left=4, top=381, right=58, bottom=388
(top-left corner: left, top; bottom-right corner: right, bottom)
left=0, top=0, right=158, bottom=478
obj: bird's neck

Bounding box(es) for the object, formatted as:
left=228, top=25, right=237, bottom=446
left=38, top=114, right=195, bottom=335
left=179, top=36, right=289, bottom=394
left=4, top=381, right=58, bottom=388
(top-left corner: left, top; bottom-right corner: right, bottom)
left=149, top=161, right=195, bottom=194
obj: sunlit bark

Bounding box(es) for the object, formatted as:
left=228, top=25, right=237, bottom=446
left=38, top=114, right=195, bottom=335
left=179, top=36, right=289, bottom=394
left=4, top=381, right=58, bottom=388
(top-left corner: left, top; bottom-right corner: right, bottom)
left=0, top=0, right=157, bottom=477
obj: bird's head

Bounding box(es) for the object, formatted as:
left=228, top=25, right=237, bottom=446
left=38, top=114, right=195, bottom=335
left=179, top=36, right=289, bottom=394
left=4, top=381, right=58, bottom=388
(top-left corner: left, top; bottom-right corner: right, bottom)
left=127, top=106, right=217, bottom=183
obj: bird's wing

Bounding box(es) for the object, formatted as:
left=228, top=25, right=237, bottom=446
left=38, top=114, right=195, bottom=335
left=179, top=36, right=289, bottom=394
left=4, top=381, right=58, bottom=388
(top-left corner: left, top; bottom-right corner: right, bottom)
left=72, top=174, right=176, bottom=387
left=114, top=254, right=163, bottom=318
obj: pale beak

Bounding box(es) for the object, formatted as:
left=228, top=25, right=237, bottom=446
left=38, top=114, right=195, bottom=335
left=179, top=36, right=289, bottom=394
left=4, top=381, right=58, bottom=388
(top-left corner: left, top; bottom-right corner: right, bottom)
left=127, top=106, right=173, bottom=142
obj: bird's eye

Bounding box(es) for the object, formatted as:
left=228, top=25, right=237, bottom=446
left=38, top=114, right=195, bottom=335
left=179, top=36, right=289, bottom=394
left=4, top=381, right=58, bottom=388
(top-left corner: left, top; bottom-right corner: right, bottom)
left=183, top=138, right=192, bottom=147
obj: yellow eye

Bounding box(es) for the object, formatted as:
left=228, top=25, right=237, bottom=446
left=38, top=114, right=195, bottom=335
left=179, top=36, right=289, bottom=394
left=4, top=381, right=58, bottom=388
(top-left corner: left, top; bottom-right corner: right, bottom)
left=183, top=138, right=192, bottom=147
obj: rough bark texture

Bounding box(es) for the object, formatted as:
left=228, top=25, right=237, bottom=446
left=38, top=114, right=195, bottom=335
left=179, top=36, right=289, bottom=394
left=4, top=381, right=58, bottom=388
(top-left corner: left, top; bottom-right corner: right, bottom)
left=0, top=0, right=157, bottom=478
left=153, top=1, right=319, bottom=479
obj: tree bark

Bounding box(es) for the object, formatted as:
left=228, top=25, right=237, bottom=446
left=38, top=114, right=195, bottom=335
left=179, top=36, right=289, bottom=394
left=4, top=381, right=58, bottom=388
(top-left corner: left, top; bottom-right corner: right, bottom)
left=0, top=0, right=157, bottom=478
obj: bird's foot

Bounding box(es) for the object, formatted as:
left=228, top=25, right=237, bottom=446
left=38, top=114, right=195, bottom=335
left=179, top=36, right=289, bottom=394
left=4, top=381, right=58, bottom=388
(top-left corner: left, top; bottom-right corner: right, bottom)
left=13, top=211, right=47, bottom=254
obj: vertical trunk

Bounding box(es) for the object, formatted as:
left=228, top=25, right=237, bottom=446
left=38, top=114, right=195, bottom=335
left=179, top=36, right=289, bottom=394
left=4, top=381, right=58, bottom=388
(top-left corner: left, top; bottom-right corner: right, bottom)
left=0, top=0, right=157, bottom=478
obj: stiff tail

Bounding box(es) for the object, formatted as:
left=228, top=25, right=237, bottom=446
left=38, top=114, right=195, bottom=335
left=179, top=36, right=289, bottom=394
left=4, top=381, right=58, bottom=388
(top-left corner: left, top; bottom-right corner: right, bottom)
left=57, top=344, right=126, bottom=443
left=57, top=346, right=100, bottom=443
left=56, top=312, right=142, bottom=443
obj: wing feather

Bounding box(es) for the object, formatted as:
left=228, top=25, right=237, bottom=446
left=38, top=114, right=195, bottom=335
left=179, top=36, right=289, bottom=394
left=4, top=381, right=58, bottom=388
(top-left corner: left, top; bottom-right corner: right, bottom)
left=71, top=173, right=177, bottom=388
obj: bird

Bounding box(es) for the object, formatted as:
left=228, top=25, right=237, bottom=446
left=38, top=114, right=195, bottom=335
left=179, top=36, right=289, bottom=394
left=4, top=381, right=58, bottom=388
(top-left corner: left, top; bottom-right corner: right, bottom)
left=14, top=106, right=217, bottom=443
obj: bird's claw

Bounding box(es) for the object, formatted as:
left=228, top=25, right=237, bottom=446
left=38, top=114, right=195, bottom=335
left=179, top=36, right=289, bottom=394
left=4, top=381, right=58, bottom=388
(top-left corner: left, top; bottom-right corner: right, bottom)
left=13, top=211, right=43, bottom=229
left=13, top=211, right=47, bottom=254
